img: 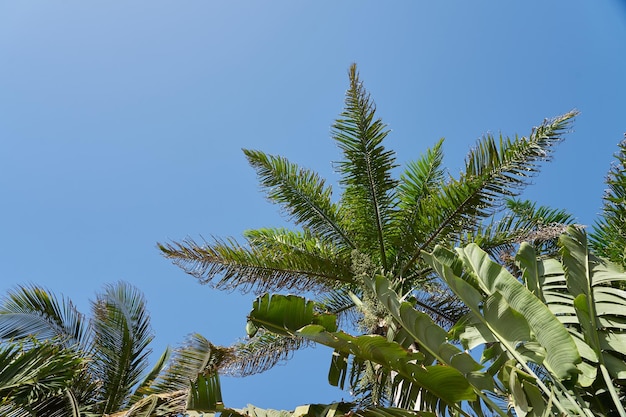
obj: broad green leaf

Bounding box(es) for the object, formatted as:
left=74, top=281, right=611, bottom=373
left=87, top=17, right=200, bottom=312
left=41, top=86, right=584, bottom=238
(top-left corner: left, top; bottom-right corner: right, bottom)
left=516, top=242, right=545, bottom=300
left=328, top=350, right=348, bottom=389
left=483, top=293, right=531, bottom=345
left=457, top=244, right=580, bottom=380
left=248, top=292, right=475, bottom=406
left=247, top=293, right=337, bottom=337
left=297, top=325, right=474, bottom=404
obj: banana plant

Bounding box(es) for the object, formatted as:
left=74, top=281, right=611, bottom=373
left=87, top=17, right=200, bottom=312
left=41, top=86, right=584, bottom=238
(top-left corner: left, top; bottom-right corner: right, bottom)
left=247, top=226, right=626, bottom=416
left=246, top=292, right=500, bottom=416
left=425, top=225, right=626, bottom=416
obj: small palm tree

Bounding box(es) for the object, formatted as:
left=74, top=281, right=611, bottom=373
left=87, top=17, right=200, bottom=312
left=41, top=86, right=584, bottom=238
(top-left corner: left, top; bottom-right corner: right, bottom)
left=0, top=282, right=228, bottom=416
left=160, top=64, right=577, bottom=404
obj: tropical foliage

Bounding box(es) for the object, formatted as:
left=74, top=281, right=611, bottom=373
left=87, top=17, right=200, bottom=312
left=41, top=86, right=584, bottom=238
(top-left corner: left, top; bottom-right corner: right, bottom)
left=160, top=64, right=578, bottom=403
left=247, top=226, right=626, bottom=416
left=0, top=341, right=84, bottom=417
left=0, top=282, right=230, bottom=417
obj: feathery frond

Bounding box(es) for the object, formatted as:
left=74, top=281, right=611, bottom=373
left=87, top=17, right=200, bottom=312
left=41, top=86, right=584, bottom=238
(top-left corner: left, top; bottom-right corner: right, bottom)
left=0, top=342, right=83, bottom=408
left=159, top=232, right=353, bottom=294
left=148, top=333, right=233, bottom=393
left=0, top=286, right=87, bottom=348
left=244, top=149, right=355, bottom=250
left=91, top=282, right=154, bottom=414
left=392, top=138, right=446, bottom=272
left=334, top=64, right=398, bottom=269
left=223, top=329, right=309, bottom=376
left=470, top=198, right=577, bottom=266
left=399, top=110, right=578, bottom=275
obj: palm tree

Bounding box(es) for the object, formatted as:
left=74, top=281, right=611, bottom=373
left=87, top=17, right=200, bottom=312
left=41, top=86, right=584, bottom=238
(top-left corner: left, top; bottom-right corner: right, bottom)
left=0, top=282, right=228, bottom=416
left=160, top=64, right=577, bottom=404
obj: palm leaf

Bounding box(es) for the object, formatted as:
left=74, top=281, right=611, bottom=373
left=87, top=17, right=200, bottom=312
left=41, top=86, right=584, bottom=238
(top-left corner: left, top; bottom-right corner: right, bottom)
left=91, top=282, right=154, bottom=414
left=244, top=149, right=355, bottom=250
left=392, top=138, right=446, bottom=273
left=0, top=342, right=83, bottom=408
left=400, top=111, right=578, bottom=275
left=333, top=63, right=397, bottom=269
left=0, top=285, right=87, bottom=348
left=150, top=333, right=234, bottom=394
left=159, top=233, right=353, bottom=294
left=130, top=347, right=171, bottom=402
left=469, top=198, right=576, bottom=266
left=223, top=329, right=309, bottom=376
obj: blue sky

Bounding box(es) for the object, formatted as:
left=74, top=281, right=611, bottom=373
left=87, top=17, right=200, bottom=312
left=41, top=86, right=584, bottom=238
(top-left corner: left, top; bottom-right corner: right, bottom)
left=1, top=1, right=626, bottom=410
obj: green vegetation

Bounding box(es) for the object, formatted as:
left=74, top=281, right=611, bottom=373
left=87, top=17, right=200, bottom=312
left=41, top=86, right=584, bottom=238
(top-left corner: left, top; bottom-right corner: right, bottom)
left=160, top=65, right=577, bottom=405
left=0, top=283, right=232, bottom=416
left=3, top=66, right=626, bottom=416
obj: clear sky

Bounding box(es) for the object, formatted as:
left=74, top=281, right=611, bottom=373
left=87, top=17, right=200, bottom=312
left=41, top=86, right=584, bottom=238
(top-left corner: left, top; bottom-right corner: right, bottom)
left=1, top=0, right=626, bottom=410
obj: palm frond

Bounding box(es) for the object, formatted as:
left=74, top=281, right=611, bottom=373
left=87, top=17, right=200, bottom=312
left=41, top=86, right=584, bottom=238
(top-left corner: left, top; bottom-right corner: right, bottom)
left=0, top=285, right=87, bottom=348
left=0, top=341, right=84, bottom=410
left=244, top=227, right=352, bottom=285
left=244, top=149, right=355, bottom=251
left=590, top=137, right=626, bottom=268
left=159, top=232, right=353, bottom=294
left=223, top=329, right=309, bottom=376
left=333, top=64, right=398, bottom=269
left=130, top=347, right=171, bottom=403
left=392, top=138, right=446, bottom=273
left=110, top=390, right=188, bottom=417
left=400, top=111, right=578, bottom=275
left=150, top=333, right=234, bottom=393
left=91, top=282, right=154, bottom=414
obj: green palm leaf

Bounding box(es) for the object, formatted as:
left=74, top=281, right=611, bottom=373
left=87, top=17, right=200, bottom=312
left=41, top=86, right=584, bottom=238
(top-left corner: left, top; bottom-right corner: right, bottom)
left=400, top=111, right=578, bottom=275
left=244, top=149, right=355, bottom=250
left=469, top=198, right=576, bottom=266
left=91, top=282, right=154, bottom=414
left=149, top=333, right=234, bottom=394
left=159, top=232, right=353, bottom=294
left=334, top=64, right=397, bottom=269
left=392, top=138, right=446, bottom=272
left=0, top=286, right=87, bottom=348
left=0, top=342, right=83, bottom=408
left=224, top=329, right=309, bottom=376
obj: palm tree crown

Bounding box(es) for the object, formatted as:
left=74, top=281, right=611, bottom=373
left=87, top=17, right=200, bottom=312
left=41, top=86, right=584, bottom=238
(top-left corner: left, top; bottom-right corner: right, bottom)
left=160, top=64, right=577, bottom=403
